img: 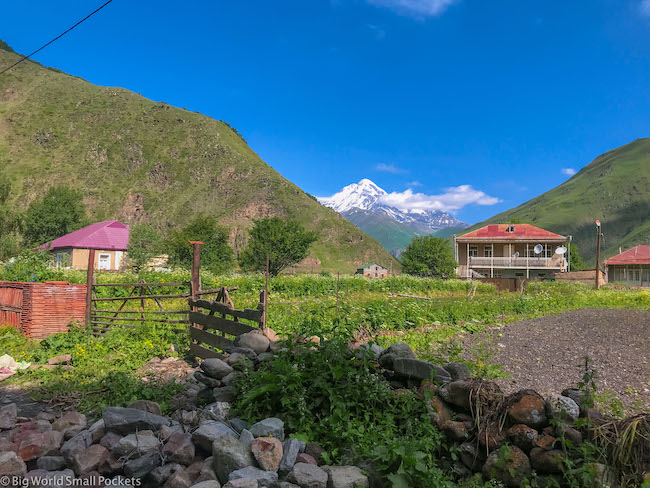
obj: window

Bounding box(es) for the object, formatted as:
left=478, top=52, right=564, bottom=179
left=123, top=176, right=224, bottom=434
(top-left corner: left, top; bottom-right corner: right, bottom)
left=484, top=246, right=493, bottom=258
left=506, top=225, right=515, bottom=233
left=98, top=253, right=111, bottom=270
left=469, top=245, right=478, bottom=257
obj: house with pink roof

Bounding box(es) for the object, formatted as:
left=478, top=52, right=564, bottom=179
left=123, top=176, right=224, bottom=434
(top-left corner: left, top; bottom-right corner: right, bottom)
left=41, top=221, right=130, bottom=271
left=605, top=245, right=650, bottom=286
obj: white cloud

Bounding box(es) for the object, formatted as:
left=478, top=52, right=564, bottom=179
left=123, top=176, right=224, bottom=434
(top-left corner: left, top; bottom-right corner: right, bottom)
left=406, top=180, right=422, bottom=187
left=375, top=163, right=408, bottom=174
left=561, top=168, right=577, bottom=176
left=365, top=0, right=457, bottom=17
left=641, top=0, right=650, bottom=16
left=379, top=185, right=501, bottom=213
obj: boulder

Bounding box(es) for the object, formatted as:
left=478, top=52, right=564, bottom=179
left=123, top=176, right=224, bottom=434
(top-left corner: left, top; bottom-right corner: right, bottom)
left=296, top=454, right=317, bottom=465
left=191, top=482, right=222, bottom=488
left=443, top=362, right=470, bottom=381
left=103, top=406, right=170, bottom=433
left=230, top=418, right=248, bottom=434
left=124, top=450, right=161, bottom=478
left=61, top=430, right=94, bottom=462
left=287, top=463, right=328, bottom=488
left=223, top=480, right=258, bottom=488
left=530, top=447, right=564, bottom=474
left=304, top=443, right=324, bottom=464
left=249, top=418, right=284, bottom=440
left=18, top=430, right=64, bottom=461
left=37, top=456, right=67, bottom=472
left=164, top=433, right=196, bottom=466
left=251, top=437, right=283, bottom=472
left=355, top=343, right=384, bottom=360
left=72, top=444, right=110, bottom=475
left=506, top=424, right=540, bottom=452
left=201, top=358, right=234, bottom=380
left=193, top=457, right=218, bottom=484
left=52, top=411, right=87, bottom=433
left=150, top=463, right=184, bottom=486
left=507, top=391, right=548, bottom=429
left=545, top=395, right=579, bottom=421
left=165, top=468, right=193, bottom=488
left=213, top=386, right=237, bottom=403
left=482, top=446, right=532, bottom=487
left=0, top=451, right=27, bottom=477
left=458, top=441, right=486, bottom=472
left=113, top=430, right=160, bottom=457
left=48, top=354, right=72, bottom=365
left=193, top=421, right=238, bottom=452
left=239, top=429, right=254, bottom=449
left=439, top=381, right=473, bottom=410
left=0, top=403, right=17, bottom=430
left=441, top=420, right=471, bottom=441
left=212, top=435, right=255, bottom=483
left=561, top=388, right=586, bottom=408
left=478, top=424, right=506, bottom=452
left=99, top=431, right=123, bottom=451
left=88, top=419, right=105, bottom=443
left=128, top=399, right=163, bottom=416
left=279, top=438, right=306, bottom=475
left=195, top=371, right=222, bottom=387
left=322, top=466, right=369, bottom=488
left=377, top=342, right=416, bottom=370
left=392, top=358, right=452, bottom=383
left=228, top=466, right=278, bottom=486
left=234, top=332, right=270, bottom=355
left=428, top=396, right=453, bottom=428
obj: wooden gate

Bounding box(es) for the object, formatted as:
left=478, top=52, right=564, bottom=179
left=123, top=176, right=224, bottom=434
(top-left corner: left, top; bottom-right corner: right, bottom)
left=188, top=287, right=266, bottom=359
left=0, top=282, right=23, bottom=328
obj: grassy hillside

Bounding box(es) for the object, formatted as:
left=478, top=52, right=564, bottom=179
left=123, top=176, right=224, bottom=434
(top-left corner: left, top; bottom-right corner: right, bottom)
left=0, top=43, right=398, bottom=272
left=342, top=208, right=421, bottom=255
left=463, top=139, right=650, bottom=264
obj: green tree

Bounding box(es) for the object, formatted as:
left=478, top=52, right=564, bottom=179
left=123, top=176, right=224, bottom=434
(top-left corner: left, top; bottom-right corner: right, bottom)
left=239, top=217, right=317, bottom=276
left=569, top=243, right=586, bottom=271
left=23, top=186, right=87, bottom=245
left=167, top=216, right=233, bottom=274
left=127, top=224, right=164, bottom=270
left=401, top=236, right=457, bottom=278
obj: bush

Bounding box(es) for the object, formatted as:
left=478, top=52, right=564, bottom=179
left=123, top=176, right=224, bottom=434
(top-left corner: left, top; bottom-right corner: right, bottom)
left=127, top=223, right=164, bottom=270
left=22, top=186, right=87, bottom=245
left=0, top=250, right=58, bottom=282
left=401, top=236, right=457, bottom=278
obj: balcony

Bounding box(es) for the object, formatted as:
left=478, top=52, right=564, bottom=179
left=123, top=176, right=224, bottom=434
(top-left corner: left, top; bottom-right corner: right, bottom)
left=468, top=256, right=566, bottom=268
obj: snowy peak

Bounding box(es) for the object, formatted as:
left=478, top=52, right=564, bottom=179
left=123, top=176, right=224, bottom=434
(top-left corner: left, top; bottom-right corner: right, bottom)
left=319, top=179, right=386, bottom=213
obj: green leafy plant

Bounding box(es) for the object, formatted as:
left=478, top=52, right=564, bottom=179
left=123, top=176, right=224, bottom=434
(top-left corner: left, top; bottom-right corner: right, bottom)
left=401, top=236, right=457, bottom=278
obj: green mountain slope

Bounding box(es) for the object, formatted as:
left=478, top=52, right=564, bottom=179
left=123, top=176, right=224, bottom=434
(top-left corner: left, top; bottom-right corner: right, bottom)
left=0, top=44, right=397, bottom=272
left=342, top=208, right=422, bottom=256
left=464, top=139, right=650, bottom=264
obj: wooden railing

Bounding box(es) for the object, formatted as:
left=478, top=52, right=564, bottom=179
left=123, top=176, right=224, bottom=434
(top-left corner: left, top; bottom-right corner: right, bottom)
left=469, top=256, right=566, bottom=268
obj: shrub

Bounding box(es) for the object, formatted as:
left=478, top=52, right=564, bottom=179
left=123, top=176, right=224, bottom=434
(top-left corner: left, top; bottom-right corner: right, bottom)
left=127, top=223, right=164, bottom=270
left=401, top=236, right=457, bottom=278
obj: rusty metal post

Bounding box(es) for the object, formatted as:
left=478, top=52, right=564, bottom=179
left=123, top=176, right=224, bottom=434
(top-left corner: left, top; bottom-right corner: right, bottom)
left=85, top=250, right=96, bottom=327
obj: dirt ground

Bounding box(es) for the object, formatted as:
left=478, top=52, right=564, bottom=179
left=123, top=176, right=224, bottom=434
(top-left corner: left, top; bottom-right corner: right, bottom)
left=461, top=308, right=650, bottom=413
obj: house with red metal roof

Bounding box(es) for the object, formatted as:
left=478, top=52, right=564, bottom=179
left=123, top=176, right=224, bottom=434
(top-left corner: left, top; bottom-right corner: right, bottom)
left=40, top=221, right=130, bottom=271
left=454, top=224, right=570, bottom=279
left=605, top=245, right=650, bottom=286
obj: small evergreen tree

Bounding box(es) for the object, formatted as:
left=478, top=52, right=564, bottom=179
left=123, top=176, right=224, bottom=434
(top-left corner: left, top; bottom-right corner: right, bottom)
left=167, top=216, right=233, bottom=274
left=23, top=186, right=87, bottom=245
left=401, top=236, right=457, bottom=278
left=238, top=218, right=317, bottom=276
left=127, top=224, right=164, bottom=270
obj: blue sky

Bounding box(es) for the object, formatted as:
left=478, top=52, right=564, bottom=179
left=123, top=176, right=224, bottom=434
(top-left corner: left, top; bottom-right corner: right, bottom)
left=1, top=0, right=649, bottom=223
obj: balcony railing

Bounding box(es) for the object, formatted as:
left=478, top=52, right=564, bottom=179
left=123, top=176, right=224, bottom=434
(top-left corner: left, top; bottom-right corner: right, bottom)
left=468, top=256, right=566, bottom=268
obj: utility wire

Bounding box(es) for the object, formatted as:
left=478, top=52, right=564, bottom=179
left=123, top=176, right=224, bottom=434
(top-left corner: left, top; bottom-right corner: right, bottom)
left=0, top=0, right=114, bottom=76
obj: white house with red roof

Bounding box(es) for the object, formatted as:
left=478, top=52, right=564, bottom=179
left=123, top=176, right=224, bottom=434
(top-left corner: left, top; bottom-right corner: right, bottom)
left=605, top=245, right=650, bottom=286
left=40, top=221, right=130, bottom=271
left=454, top=224, right=570, bottom=279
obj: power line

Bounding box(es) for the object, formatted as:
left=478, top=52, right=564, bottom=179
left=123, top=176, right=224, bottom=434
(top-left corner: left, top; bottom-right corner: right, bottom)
left=0, top=0, right=114, bottom=76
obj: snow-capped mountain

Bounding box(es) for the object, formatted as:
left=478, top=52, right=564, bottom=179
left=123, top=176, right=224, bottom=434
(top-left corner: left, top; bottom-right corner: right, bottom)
left=319, top=179, right=467, bottom=233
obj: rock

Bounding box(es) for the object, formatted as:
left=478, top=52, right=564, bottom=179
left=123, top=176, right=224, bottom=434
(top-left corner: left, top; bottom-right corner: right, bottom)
left=249, top=418, right=284, bottom=440
left=428, top=396, right=453, bottom=428
left=443, top=362, right=470, bottom=381
left=506, top=424, right=540, bottom=452
left=223, top=480, right=257, bottom=488
left=103, top=406, right=170, bottom=433
left=279, top=438, right=306, bottom=475
left=230, top=418, right=248, bottom=434
left=561, top=388, right=586, bottom=408
left=223, top=347, right=258, bottom=361
left=18, top=430, right=64, bottom=461
left=31, top=469, right=76, bottom=488
left=88, top=419, right=105, bottom=443
left=304, top=443, right=324, bottom=464
left=52, top=411, right=87, bottom=433
left=99, top=431, right=123, bottom=450
left=251, top=437, right=283, bottom=471
left=193, top=421, right=238, bottom=451
left=150, top=463, right=184, bottom=485
left=482, top=446, right=532, bottom=487
left=191, top=482, right=222, bottom=488
left=202, top=402, right=231, bottom=423
left=164, top=433, right=196, bottom=465
left=322, top=466, right=369, bottom=488
left=221, top=372, right=237, bottom=386
left=212, top=435, right=255, bottom=484
left=48, top=354, right=73, bottom=365
left=229, top=466, right=278, bottom=486
left=175, top=410, right=202, bottom=427
left=355, top=343, right=384, bottom=360
left=287, top=463, right=328, bottom=488
left=194, top=457, right=219, bottom=484
left=478, top=424, right=506, bottom=452
left=459, top=441, right=486, bottom=471
left=187, top=461, right=206, bottom=482
left=114, top=430, right=160, bottom=457
left=235, top=332, right=271, bottom=355
left=274, top=483, right=301, bottom=488
left=439, top=381, right=473, bottom=410
left=507, top=391, right=548, bottom=429
left=61, top=430, right=94, bottom=462
left=239, top=429, right=254, bottom=448
left=546, top=395, right=579, bottom=421
left=72, top=444, right=110, bottom=475
left=377, top=342, right=416, bottom=370
left=128, top=399, right=163, bottom=416
left=124, top=450, right=162, bottom=478
left=560, top=426, right=583, bottom=446
left=0, top=451, right=27, bottom=477
left=201, top=358, right=235, bottom=380
left=441, top=420, right=471, bottom=441
left=37, top=456, right=67, bottom=471
left=198, top=388, right=217, bottom=406
left=392, top=358, right=452, bottom=383
left=536, top=433, right=556, bottom=449
left=213, top=386, right=237, bottom=403
left=0, top=403, right=17, bottom=430
left=589, top=462, right=616, bottom=487
left=417, top=381, right=439, bottom=397
left=296, top=454, right=317, bottom=465
left=165, top=468, right=193, bottom=488
left=196, top=371, right=223, bottom=387
left=530, top=447, right=564, bottom=474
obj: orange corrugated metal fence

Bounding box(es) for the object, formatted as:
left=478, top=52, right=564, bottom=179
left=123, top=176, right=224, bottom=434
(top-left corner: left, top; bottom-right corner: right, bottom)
left=0, top=281, right=86, bottom=339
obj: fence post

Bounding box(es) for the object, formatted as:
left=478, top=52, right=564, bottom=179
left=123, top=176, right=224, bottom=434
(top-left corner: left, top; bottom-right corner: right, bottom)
left=262, top=253, right=269, bottom=330
left=189, top=241, right=202, bottom=302
left=85, top=250, right=96, bottom=327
